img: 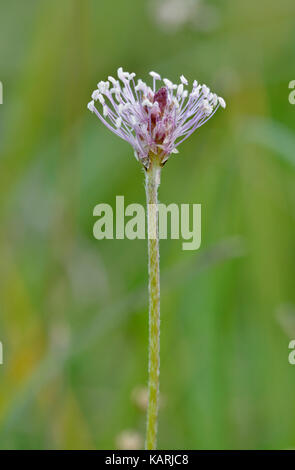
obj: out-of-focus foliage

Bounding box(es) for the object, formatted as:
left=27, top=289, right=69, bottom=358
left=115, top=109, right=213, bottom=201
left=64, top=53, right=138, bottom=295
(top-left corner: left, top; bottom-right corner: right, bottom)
left=0, top=0, right=295, bottom=450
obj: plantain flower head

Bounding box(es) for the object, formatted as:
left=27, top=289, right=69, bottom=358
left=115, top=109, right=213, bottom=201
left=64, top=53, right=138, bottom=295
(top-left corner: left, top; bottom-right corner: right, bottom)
left=88, top=68, right=226, bottom=168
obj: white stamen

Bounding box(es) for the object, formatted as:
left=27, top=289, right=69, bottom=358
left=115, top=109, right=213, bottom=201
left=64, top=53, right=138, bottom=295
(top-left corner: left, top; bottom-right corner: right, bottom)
left=218, top=96, right=226, bottom=108
left=116, top=117, right=122, bottom=128
left=202, top=84, right=210, bottom=97
left=202, top=99, right=213, bottom=115
left=117, top=67, right=125, bottom=81
left=149, top=71, right=161, bottom=81
left=117, top=68, right=129, bottom=81
left=191, top=89, right=200, bottom=99
left=98, top=94, right=105, bottom=105
left=115, top=91, right=121, bottom=102
left=98, top=81, right=110, bottom=94
left=163, top=78, right=177, bottom=90
left=88, top=69, right=226, bottom=165
left=87, top=100, right=95, bottom=112
left=92, top=90, right=100, bottom=101
left=108, top=76, right=118, bottom=86
left=135, top=79, right=147, bottom=93
left=177, top=84, right=184, bottom=97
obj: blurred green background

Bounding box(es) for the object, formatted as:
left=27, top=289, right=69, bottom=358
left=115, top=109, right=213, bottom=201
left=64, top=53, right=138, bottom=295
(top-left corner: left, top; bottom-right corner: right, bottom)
left=0, top=0, right=295, bottom=450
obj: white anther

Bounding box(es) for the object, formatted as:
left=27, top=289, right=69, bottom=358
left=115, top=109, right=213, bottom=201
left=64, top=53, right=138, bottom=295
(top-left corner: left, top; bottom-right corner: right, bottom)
left=87, top=100, right=95, bottom=112
left=177, top=84, right=184, bottom=97
left=191, top=89, right=200, bottom=99
left=163, top=78, right=174, bottom=90
left=97, top=81, right=110, bottom=94
left=135, top=79, right=147, bottom=93
left=180, top=75, right=188, bottom=85
left=149, top=71, right=161, bottom=81
left=202, top=99, right=213, bottom=115
left=117, top=67, right=129, bottom=81
left=218, top=96, right=226, bottom=108
left=97, top=81, right=104, bottom=91
left=108, top=76, right=118, bottom=86
left=117, top=67, right=125, bottom=80
left=92, top=90, right=100, bottom=101
left=202, top=84, right=210, bottom=97
left=98, top=94, right=105, bottom=105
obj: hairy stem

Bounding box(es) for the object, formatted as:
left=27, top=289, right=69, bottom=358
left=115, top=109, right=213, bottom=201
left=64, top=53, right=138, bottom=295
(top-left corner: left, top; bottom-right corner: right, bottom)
left=145, top=158, right=161, bottom=450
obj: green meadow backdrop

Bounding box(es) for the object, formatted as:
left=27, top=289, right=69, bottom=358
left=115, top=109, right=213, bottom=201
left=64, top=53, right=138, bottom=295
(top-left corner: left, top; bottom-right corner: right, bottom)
left=0, top=0, right=295, bottom=449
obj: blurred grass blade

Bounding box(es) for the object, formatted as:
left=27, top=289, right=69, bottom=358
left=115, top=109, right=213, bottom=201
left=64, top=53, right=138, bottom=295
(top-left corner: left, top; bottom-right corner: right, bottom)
left=242, top=116, right=295, bottom=167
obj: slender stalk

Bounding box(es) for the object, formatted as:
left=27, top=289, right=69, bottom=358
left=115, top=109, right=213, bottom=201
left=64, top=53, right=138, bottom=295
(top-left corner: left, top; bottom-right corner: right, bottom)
left=145, top=156, right=161, bottom=450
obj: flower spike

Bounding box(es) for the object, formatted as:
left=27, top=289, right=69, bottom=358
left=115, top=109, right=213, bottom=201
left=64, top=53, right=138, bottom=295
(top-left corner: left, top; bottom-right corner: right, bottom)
left=88, top=69, right=226, bottom=168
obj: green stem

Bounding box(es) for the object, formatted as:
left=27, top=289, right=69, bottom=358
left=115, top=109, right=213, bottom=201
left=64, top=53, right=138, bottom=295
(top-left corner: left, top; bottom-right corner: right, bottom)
left=145, top=157, right=161, bottom=450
